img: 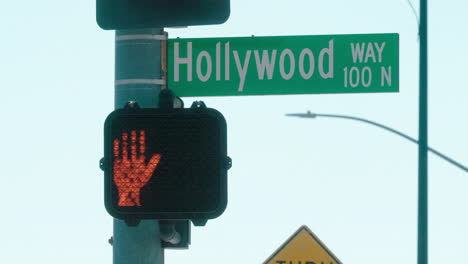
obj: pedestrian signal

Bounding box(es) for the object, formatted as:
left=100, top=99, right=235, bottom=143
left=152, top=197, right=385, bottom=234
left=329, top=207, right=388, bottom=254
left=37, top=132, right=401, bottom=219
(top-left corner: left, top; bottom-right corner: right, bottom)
left=103, top=106, right=229, bottom=223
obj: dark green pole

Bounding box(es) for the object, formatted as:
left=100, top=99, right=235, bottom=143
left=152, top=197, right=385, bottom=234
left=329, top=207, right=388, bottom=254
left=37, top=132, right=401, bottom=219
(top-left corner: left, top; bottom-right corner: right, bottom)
left=113, top=28, right=166, bottom=264
left=418, top=0, right=428, bottom=264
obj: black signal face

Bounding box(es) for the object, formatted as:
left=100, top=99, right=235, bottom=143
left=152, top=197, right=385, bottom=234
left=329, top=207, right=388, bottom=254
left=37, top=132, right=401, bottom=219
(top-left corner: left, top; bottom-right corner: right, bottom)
left=104, top=108, right=228, bottom=221
left=97, top=0, right=230, bottom=30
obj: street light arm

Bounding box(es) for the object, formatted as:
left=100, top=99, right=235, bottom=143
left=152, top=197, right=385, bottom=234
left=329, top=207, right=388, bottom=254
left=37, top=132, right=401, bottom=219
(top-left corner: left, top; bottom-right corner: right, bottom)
left=315, top=113, right=420, bottom=145
left=286, top=112, right=468, bottom=173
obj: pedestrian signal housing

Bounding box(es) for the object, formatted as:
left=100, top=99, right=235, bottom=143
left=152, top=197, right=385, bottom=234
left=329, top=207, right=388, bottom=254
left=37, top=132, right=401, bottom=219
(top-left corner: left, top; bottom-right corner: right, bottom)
left=103, top=106, right=229, bottom=223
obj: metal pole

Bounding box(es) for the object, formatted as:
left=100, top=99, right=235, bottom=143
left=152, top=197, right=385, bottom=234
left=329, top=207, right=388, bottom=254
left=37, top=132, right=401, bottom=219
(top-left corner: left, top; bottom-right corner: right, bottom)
left=418, top=0, right=428, bottom=263
left=113, top=28, right=165, bottom=264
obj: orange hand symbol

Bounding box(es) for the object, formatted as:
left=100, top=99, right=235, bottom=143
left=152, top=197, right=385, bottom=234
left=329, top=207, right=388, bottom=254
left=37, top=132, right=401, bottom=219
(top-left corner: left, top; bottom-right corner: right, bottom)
left=113, top=130, right=161, bottom=207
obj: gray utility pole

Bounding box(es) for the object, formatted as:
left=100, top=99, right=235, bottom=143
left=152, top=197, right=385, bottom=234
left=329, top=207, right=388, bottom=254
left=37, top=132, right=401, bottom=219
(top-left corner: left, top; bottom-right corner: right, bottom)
left=113, top=28, right=167, bottom=264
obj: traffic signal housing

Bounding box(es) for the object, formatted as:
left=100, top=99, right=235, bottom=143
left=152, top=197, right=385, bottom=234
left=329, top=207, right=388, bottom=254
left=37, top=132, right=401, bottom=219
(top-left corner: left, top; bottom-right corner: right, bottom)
left=103, top=106, right=229, bottom=224
left=96, top=0, right=230, bottom=30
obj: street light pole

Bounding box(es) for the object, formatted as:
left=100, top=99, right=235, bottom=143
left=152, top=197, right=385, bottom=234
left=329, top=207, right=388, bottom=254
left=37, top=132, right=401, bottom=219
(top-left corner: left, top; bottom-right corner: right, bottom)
left=293, top=2, right=430, bottom=263
left=285, top=112, right=467, bottom=174
left=418, top=1, right=429, bottom=264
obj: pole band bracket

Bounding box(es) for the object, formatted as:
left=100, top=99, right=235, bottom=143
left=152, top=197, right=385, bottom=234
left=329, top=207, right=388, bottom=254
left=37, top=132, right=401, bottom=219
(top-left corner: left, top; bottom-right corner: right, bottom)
left=115, top=79, right=167, bottom=86
left=115, top=34, right=168, bottom=41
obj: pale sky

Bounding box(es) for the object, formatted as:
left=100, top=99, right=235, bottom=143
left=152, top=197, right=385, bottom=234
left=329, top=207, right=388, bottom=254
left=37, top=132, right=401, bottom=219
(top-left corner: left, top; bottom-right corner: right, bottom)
left=0, top=0, right=467, bottom=264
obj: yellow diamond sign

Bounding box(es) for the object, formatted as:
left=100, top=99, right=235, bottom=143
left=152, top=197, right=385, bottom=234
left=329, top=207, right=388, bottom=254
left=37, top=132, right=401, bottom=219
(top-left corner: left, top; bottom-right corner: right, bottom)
left=263, top=225, right=342, bottom=264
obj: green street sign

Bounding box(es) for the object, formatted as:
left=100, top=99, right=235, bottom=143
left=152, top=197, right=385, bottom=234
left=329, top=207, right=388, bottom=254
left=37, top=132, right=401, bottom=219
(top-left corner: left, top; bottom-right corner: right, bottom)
left=168, top=34, right=399, bottom=97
